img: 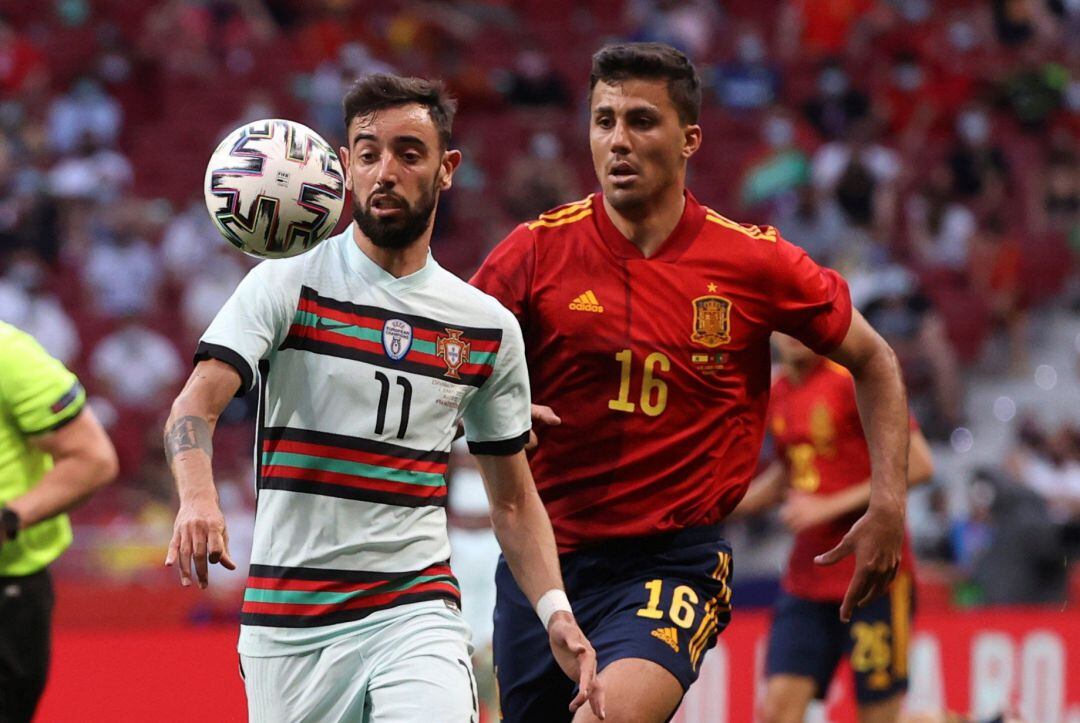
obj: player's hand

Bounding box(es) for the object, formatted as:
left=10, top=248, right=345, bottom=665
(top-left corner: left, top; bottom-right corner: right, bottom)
left=814, top=502, right=903, bottom=622
left=547, top=611, right=605, bottom=720
left=525, top=404, right=561, bottom=452
left=165, top=493, right=236, bottom=589
left=779, top=492, right=837, bottom=533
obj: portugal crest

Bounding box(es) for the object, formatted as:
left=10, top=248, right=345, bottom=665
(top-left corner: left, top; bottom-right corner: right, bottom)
left=436, top=328, right=471, bottom=379
left=691, top=295, right=732, bottom=348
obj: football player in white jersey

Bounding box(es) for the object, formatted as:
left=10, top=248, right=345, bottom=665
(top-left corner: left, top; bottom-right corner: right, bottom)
left=163, top=74, right=605, bottom=723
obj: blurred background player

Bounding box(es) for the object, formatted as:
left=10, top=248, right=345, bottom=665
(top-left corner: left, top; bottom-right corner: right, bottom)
left=471, top=42, right=911, bottom=723
left=733, top=333, right=934, bottom=723
left=163, top=74, right=602, bottom=722
left=0, top=321, right=117, bottom=722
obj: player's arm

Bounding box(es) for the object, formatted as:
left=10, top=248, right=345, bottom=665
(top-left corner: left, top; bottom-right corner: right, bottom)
left=473, top=452, right=605, bottom=719
left=781, top=428, right=935, bottom=533
left=163, top=359, right=242, bottom=588
left=5, top=408, right=117, bottom=530
left=729, top=460, right=787, bottom=518
left=820, top=308, right=910, bottom=620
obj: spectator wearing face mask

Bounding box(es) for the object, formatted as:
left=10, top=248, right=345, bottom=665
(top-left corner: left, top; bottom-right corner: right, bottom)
left=502, top=131, right=581, bottom=221
left=739, top=108, right=810, bottom=212
left=714, top=28, right=779, bottom=113
left=948, top=105, right=1010, bottom=209
left=802, top=60, right=871, bottom=141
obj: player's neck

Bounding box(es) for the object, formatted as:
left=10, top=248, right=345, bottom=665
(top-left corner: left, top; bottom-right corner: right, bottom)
left=603, top=185, right=686, bottom=258
left=351, top=226, right=432, bottom=278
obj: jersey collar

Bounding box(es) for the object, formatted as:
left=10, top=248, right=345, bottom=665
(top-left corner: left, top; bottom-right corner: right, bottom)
left=592, top=189, right=706, bottom=261
left=340, top=223, right=439, bottom=291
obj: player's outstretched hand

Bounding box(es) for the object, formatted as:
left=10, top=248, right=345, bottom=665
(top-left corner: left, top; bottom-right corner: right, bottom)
left=814, top=503, right=903, bottom=622
left=525, top=404, right=562, bottom=452
left=165, top=494, right=236, bottom=589
left=548, top=611, right=605, bottom=720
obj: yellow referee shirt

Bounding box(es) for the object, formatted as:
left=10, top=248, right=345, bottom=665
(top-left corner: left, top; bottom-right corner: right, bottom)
left=0, top=322, right=85, bottom=576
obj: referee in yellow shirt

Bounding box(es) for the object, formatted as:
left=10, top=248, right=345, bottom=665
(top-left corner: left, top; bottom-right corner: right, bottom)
left=0, top=322, right=117, bottom=722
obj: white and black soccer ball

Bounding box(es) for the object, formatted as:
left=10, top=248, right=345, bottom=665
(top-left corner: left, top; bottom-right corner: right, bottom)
left=204, top=119, right=345, bottom=259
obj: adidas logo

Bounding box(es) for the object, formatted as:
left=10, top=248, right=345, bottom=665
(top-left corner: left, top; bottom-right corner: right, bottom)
left=651, top=627, right=679, bottom=653
left=569, top=290, right=604, bottom=313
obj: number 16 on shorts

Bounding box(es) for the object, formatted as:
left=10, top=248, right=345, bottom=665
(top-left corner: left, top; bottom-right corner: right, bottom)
left=635, top=551, right=732, bottom=672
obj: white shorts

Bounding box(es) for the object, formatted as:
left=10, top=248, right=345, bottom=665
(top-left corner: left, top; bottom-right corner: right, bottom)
left=241, top=604, right=477, bottom=723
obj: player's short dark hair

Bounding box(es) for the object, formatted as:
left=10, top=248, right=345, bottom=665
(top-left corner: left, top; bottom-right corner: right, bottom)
left=589, top=42, right=701, bottom=125
left=342, top=73, right=457, bottom=149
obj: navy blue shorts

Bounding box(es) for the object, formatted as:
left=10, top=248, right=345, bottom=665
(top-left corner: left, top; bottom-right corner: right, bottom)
left=492, top=526, right=733, bottom=723
left=764, top=572, right=915, bottom=704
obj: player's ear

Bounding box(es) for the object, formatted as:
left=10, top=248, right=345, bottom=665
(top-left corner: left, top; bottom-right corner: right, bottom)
left=682, top=124, right=702, bottom=160
left=438, top=149, right=463, bottom=191
left=339, top=146, right=352, bottom=192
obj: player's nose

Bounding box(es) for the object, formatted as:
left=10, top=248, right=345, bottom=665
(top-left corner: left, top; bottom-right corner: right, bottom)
left=609, top=119, right=632, bottom=153
left=374, top=155, right=400, bottom=185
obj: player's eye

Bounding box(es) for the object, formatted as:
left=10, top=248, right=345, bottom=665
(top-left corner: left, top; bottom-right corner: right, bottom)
left=401, top=151, right=422, bottom=164
left=594, top=116, right=614, bottom=129
left=358, top=151, right=378, bottom=164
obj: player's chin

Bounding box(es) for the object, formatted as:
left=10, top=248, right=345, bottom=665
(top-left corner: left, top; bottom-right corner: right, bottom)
left=602, top=183, right=649, bottom=210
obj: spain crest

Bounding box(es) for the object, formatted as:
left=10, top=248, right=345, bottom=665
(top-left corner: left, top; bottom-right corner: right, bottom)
left=691, top=295, right=732, bottom=348
left=436, top=328, right=471, bottom=379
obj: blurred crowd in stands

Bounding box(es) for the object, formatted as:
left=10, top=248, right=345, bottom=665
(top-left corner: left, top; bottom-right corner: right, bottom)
left=0, top=0, right=1078, bottom=628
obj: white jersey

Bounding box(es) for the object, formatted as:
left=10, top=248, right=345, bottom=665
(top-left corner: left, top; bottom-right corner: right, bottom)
left=197, top=226, right=531, bottom=656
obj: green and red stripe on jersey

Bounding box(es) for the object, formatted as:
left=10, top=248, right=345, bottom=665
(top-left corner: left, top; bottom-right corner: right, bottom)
left=260, top=426, right=449, bottom=508
left=278, top=286, right=502, bottom=388
left=241, top=561, right=460, bottom=628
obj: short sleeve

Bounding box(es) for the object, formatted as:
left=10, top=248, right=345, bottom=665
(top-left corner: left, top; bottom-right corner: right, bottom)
left=768, top=236, right=853, bottom=354
left=195, top=260, right=299, bottom=396
left=469, top=224, right=535, bottom=329
left=0, top=329, right=85, bottom=435
left=461, top=309, right=531, bottom=455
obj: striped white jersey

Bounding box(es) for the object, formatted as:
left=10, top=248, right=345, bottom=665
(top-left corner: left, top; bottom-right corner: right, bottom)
left=196, top=225, right=531, bottom=656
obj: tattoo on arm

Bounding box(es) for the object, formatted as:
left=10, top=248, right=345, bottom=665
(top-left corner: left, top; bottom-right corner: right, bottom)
left=164, top=416, right=213, bottom=466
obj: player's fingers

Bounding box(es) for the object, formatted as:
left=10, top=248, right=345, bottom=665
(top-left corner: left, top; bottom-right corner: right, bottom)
left=815, top=535, right=853, bottom=566
left=193, top=528, right=209, bottom=589
left=530, top=404, right=561, bottom=426
left=207, top=526, right=225, bottom=566
left=524, top=430, right=539, bottom=452
left=839, top=569, right=869, bottom=622
left=177, top=531, right=193, bottom=587
left=219, top=547, right=237, bottom=571
left=165, top=529, right=180, bottom=566
left=570, top=646, right=596, bottom=713
left=590, top=676, right=606, bottom=720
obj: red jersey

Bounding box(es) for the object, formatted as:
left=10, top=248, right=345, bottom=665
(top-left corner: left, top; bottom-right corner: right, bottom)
left=471, top=192, right=852, bottom=551
left=768, top=359, right=916, bottom=601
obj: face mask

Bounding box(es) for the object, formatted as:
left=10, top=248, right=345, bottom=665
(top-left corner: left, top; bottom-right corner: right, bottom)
left=7, top=261, right=44, bottom=292
left=764, top=117, right=794, bottom=148
left=1064, top=81, right=1080, bottom=113
left=737, top=34, right=765, bottom=64
left=894, top=64, right=924, bottom=91
left=529, top=132, right=560, bottom=160
left=948, top=21, right=977, bottom=51
left=899, top=0, right=931, bottom=22
left=957, top=111, right=990, bottom=144
left=818, top=69, right=848, bottom=97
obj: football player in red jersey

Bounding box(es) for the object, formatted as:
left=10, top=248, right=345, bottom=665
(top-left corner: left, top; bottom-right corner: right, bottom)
left=735, top=334, right=933, bottom=723
left=471, top=42, right=911, bottom=723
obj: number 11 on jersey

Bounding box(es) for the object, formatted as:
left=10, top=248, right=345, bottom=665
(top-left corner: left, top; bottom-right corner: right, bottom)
left=608, top=349, right=670, bottom=417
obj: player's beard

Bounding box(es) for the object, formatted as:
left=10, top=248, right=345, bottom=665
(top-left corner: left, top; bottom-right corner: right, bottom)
left=353, top=175, right=439, bottom=250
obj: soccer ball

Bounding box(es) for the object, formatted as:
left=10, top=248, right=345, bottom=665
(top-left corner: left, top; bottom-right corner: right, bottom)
left=204, top=119, right=345, bottom=259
